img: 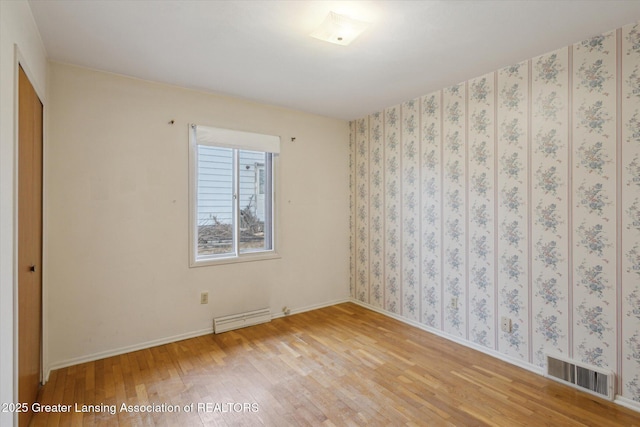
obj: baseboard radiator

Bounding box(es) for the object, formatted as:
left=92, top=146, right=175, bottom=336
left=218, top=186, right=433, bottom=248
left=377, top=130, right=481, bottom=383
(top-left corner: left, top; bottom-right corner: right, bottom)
left=545, top=354, right=615, bottom=400
left=213, top=308, right=271, bottom=334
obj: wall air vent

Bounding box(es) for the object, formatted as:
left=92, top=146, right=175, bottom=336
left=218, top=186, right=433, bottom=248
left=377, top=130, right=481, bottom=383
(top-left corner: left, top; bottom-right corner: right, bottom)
left=545, top=354, right=614, bottom=400
left=213, top=308, right=271, bottom=334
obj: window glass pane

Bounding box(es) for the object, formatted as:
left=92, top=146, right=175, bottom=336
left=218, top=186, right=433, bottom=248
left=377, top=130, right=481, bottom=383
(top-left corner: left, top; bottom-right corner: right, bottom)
left=238, top=150, right=269, bottom=253
left=197, top=145, right=234, bottom=257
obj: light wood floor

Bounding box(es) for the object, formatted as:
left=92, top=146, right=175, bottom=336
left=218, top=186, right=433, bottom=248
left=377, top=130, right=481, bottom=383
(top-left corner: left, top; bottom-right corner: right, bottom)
left=32, top=303, right=640, bottom=426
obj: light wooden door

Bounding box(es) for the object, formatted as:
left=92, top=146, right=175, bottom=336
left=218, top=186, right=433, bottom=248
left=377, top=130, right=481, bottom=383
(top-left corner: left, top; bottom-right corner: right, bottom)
left=18, top=65, right=43, bottom=427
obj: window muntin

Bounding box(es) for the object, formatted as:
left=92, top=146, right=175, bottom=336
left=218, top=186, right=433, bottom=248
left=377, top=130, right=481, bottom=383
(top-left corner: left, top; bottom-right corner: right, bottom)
left=190, top=125, right=278, bottom=266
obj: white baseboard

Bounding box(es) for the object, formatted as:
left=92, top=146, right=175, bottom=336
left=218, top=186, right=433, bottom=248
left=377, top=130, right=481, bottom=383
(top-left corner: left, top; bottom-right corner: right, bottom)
left=45, top=296, right=351, bottom=382
left=45, top=327, right=213, bottom=381
left=615, top=395, right=640, bottom=412
left=350, top=298, right=543, bottom=376
left=350, top=298, right=640, bottom=414
left=271, top=297, right=351, bottom=320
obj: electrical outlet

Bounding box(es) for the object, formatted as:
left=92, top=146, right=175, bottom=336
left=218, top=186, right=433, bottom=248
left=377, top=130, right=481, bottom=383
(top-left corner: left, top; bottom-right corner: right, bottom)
left=451, top=297, right=458, bottom=309
left=501, top=316, right=512, bottom=333
left=200, top=291, right=209, bottom=304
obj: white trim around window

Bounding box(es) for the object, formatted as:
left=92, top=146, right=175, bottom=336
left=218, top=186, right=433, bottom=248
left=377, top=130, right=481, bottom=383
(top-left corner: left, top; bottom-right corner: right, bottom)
left=188, top=124, right=280, bottom=267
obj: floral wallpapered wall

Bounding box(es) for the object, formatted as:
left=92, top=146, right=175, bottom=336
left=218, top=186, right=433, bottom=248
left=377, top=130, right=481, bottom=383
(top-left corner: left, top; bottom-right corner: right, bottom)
left=350, top=22, right=640, bottom=403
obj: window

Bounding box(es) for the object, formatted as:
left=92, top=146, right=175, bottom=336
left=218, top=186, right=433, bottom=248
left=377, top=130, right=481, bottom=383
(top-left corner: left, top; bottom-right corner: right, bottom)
left=189, top=124, right=279, bottom=266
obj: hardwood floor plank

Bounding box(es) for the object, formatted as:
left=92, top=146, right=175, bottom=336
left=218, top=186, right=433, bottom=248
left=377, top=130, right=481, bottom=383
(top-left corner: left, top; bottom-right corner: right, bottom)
left=32, top=303, right=640, bottom=426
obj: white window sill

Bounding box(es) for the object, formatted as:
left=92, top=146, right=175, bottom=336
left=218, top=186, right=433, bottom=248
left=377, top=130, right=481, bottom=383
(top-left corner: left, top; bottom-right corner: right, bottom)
left=190, top=251, right=280, bottom=268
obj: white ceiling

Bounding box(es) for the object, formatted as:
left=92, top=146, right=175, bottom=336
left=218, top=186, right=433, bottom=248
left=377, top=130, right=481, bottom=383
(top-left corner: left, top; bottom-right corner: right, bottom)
left=29, top=0, right=640, bottom=120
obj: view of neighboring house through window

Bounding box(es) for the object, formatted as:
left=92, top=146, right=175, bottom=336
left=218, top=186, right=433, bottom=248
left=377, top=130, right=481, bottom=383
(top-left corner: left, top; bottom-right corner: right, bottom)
left=189, top=124, right=279, bottom=265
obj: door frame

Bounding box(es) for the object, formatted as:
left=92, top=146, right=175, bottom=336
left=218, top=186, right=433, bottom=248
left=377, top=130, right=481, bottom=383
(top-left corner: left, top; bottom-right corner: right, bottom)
left=13, top=47, right=48, bottom=423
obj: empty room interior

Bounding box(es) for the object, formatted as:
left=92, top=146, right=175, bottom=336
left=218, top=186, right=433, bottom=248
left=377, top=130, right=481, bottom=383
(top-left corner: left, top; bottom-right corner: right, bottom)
left=4, top=0, right=640, bottom=425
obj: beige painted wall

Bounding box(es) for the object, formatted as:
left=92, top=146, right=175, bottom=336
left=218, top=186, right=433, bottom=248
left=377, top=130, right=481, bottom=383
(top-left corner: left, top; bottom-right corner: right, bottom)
left=45, top=63, right=350, bottom=371
left=0, top=1, right=48, bottom=425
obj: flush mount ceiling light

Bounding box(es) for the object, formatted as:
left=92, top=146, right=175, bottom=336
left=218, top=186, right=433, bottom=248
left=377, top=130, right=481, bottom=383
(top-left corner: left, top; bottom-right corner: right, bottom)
left=310, top=12, right=369, bottom=46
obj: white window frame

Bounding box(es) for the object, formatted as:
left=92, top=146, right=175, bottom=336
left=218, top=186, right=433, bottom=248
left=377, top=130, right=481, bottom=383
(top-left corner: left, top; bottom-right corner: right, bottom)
left=189, top=124, right=280, bottom=267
